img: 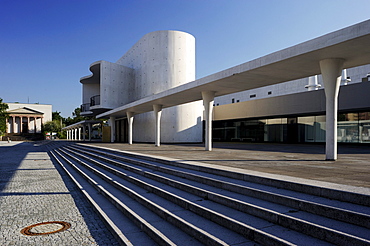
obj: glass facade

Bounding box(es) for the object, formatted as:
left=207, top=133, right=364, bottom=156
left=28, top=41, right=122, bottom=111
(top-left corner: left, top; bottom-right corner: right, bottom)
left=297, top=115, right=326, bottom=143
left=213, top=111, right=370, bottom=144
left=337, top=112, right=370, bottom=143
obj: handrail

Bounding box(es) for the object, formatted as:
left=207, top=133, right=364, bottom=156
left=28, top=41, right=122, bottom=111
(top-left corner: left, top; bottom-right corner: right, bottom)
left=90, top=95, right=100, bottom=106
left=81, top=103, right=90, bottom=112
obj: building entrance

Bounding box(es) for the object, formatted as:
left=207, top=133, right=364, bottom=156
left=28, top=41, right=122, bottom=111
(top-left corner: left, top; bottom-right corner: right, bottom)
left=287, top=117, right=298, bottom=143
left=22, top=122, right=28, bottom=133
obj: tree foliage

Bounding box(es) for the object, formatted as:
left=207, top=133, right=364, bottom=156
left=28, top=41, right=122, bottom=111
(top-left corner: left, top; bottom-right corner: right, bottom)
left=45, top=107, right=92, bottom=139
left=52, top=111, right=63, bottom=122
left=43, top=120, right=62, bottom=133
left=64, top=107, right=88, bottom=125
left=41, top=107, right=95, bottom=139
left=0, top=98, right=9, bottom=136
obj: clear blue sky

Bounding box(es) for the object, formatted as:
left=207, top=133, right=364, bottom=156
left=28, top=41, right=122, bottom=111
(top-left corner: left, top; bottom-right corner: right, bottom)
left=1, top=0, right=370, bottom=118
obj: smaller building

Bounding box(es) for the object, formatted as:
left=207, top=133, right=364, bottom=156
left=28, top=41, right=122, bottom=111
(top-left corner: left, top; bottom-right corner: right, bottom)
left=6, top=103, right=52, bottom=134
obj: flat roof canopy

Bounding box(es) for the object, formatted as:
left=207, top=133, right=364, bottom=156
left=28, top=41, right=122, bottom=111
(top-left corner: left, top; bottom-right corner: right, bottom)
left=98, top=19, right=370, bottom=119
left=62, top=120, right=102, bottom=130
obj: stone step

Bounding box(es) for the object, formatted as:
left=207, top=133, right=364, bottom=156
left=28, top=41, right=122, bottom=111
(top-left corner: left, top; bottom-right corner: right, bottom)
left=52, top=149, right=205, bottom=245
left=77, top=143, right=370, bottom=206
left=56, top=147, right=290, bottom=245
left=71, top=144, right=370, bottom=229
left=46, top=143, right=366, bottom=244
left=47, top=142, right=370, bottom=245
left=63, top=144, right=370, bottom=245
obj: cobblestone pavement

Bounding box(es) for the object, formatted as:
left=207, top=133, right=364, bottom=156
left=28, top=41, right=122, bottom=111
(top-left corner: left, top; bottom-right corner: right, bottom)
left=0, top=141, right=119, bottom=245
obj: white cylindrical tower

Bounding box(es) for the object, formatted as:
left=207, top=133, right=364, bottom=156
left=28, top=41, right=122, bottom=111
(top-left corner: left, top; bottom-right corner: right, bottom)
left=116, top=31, right=203, bottom=143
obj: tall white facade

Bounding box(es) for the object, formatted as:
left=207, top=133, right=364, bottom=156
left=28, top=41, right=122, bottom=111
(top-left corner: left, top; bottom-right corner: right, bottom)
left=80, top=30, right=203, bottom=143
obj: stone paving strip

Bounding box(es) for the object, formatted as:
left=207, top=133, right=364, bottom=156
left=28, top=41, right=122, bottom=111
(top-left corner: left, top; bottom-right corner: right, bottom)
left=0, top=141, right=119, bottom=245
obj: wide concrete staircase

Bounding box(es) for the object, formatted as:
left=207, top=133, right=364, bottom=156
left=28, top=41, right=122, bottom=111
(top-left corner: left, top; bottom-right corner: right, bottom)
left=47, top=142, right=370, bottom=246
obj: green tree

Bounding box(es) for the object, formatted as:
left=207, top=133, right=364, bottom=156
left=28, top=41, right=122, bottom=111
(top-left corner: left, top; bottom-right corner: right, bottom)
left=64, top=107, right=87, bottom=125
left=72, top=107, right=86, bottom=122
left=42, top=120, right=61, bottom=134
left=52, top=111, right=63, bottom=122
left=0, top=98, right=9, bottom=136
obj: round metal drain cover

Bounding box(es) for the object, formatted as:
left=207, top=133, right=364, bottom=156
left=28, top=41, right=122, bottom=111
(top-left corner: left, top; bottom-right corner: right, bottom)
left=21, top=221, right=71, bottom=236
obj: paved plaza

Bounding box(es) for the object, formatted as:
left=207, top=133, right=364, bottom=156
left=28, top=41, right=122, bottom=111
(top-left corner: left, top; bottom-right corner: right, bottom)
left=0, top=141, right=118, bottom=245
left=1, top=140, right=369, bottom=245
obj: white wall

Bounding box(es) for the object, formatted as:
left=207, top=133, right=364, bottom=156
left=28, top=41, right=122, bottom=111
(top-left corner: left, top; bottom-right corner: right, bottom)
left=116, top=30, right=203, bottom=143
left=7, top=103, right=52, bottom=122
left=100, top=61, right=134, bottom=108
left=82, top=84, right=99, bottom=106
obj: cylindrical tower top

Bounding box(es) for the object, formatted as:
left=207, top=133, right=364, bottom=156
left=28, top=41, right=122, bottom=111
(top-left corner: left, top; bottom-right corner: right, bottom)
left=116, top=30, right=195, bottom=100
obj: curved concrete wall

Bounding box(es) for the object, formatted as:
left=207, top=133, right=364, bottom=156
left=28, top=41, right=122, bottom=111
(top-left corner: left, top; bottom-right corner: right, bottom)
left=116, top=30, right=202, bottom=142
left=100, top=61, right=134, bottom=109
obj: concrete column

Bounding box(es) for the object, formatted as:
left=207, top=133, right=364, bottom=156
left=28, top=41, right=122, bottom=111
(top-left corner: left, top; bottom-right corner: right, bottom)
left=20, top=116, right=23, bottom=133
left=6, top=117, right=11, bottom=133
left=202, top=91, right=215, bottom=151
left=126, top=112, right=134, bottom=145
left=83, top=125, right=86, bottom=141
left=320, top=58, right=344, bottom=161
left=110, top=116, right=116, bottom=143
left=13, top=116, right=16, bottom=133
left=26, top=117, right=29, bottom=133
left=153, top=104, right=162, bottom=147
left=88, top=123, right=92, bottom=141
left=34, top=117, right=37, bottom=133
left=74, top=128, right=77, bottom=140
left=9, top=116, right=13, bottom=133
left=78, top=127, right=81, bottom=141
left=7, top=116, right=10, bottom=133
left=5, top=117, right=9, bottom=133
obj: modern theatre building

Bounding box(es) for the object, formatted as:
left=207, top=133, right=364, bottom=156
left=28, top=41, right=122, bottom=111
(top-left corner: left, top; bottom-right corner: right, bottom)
left=76, top=31, right=203, bottom=143
left=64, top=19, right=370, bottom=160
